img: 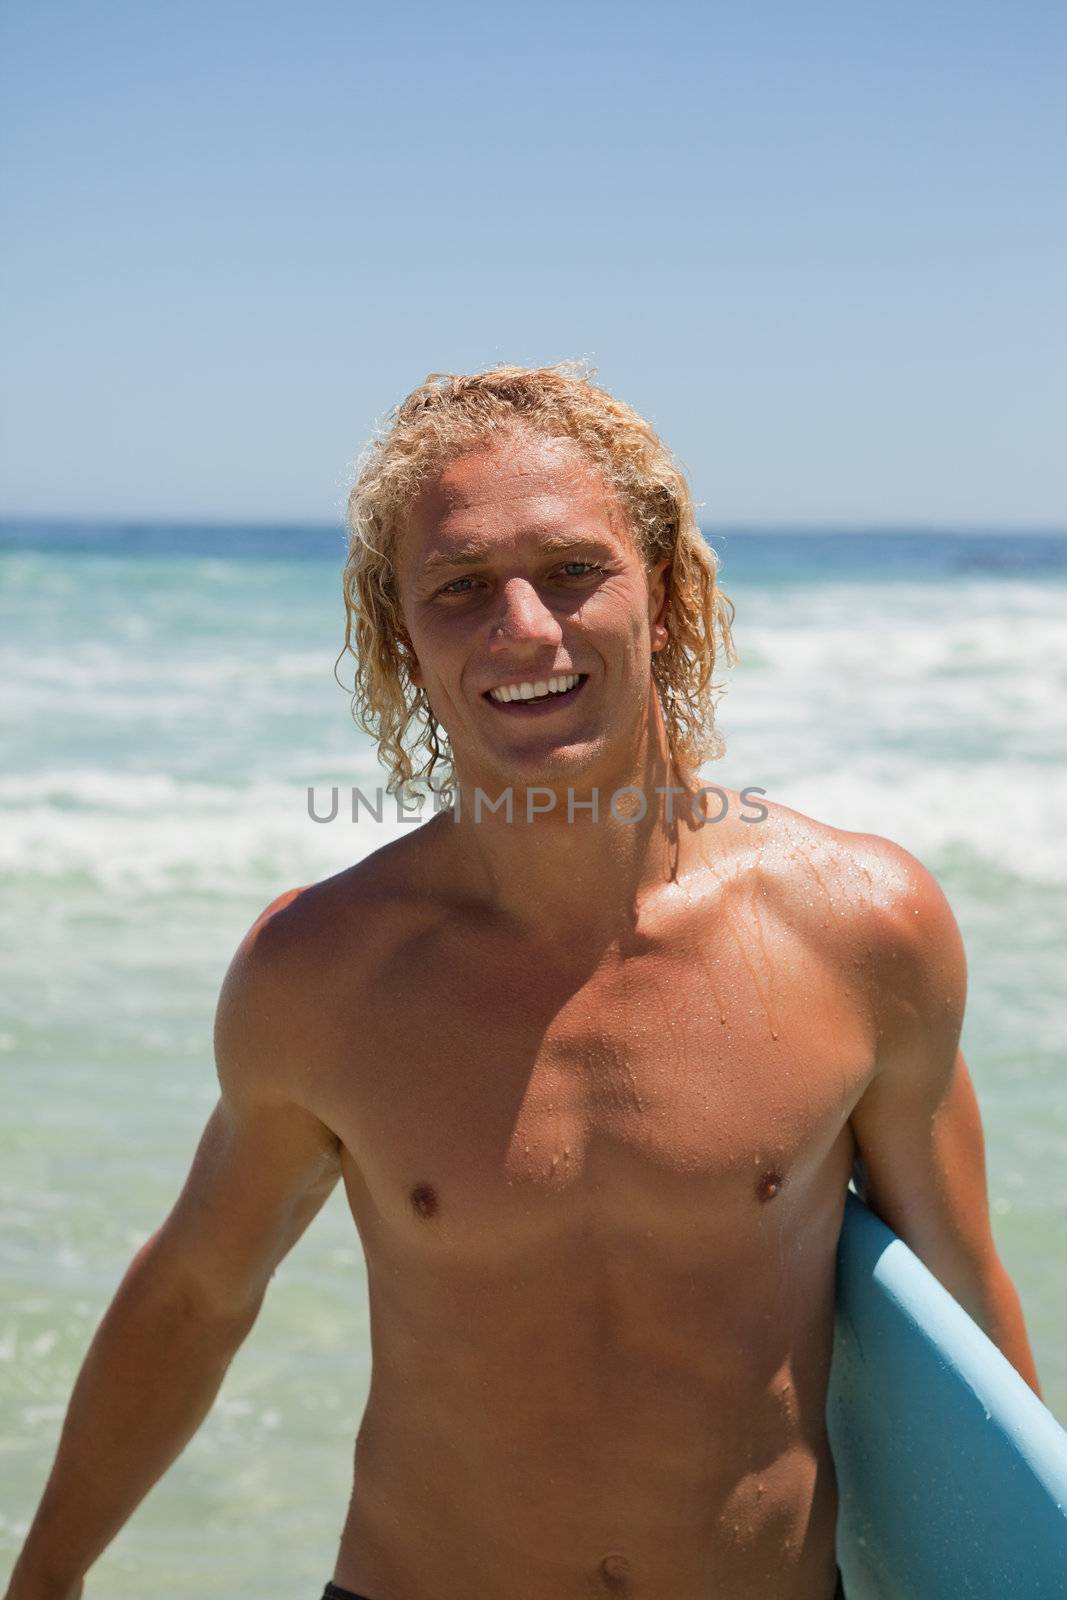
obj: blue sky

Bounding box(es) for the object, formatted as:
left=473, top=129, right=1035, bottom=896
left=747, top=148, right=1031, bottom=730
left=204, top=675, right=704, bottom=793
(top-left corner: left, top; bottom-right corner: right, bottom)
left=2, top=0, right=1064, bottom=525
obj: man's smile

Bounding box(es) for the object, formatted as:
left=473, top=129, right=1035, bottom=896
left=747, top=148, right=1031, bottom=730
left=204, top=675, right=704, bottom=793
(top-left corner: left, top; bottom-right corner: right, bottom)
left=482, top=672, right=589, bottom=711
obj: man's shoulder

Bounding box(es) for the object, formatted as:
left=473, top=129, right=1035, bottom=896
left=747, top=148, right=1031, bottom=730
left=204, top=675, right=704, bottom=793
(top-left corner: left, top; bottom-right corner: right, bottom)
left=740, top=795, right=960, bottom=965
left=214, top=821, right=454, bottom=1100
left=228, top=814, right=454, bottom=990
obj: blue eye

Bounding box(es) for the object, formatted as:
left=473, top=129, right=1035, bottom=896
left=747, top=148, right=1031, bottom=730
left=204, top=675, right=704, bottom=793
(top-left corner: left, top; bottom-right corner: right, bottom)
left=436, top=562, right=600, bottom=598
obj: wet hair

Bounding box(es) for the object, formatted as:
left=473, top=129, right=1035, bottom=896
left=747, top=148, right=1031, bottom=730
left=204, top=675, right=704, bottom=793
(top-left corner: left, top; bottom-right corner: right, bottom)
left=335, top=359, right=737, bottom=794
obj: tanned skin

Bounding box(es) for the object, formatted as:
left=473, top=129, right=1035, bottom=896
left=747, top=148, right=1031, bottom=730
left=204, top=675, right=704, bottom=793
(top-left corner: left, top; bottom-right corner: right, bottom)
left=6, top=431, right=1040, bottom=1600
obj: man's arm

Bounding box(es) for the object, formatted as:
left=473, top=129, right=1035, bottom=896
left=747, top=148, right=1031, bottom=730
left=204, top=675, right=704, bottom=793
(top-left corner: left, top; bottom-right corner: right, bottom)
left=848, top=838, right=1042, bottom=1397
left=6, top=891, right=342, bottom=1600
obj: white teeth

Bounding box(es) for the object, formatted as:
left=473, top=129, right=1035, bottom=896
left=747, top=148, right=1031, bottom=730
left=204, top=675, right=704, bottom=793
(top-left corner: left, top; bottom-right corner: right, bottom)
left=489, top=673, right=581, bottom=704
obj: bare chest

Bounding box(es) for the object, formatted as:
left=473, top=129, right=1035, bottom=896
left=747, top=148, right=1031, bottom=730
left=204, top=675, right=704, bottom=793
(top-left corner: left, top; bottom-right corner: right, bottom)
left=311, top=908, right=873, bottom=1265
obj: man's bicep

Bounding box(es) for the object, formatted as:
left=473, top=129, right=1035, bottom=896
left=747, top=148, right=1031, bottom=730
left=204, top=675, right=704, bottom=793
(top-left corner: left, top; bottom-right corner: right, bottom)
left=154, top=1094, right=340, bottom=1315
left=147, top=913, right=342, bottom=1321
left=848, top=842, right=1000, bottom=1312
left=851, top=1045, right=1000, bottom=1307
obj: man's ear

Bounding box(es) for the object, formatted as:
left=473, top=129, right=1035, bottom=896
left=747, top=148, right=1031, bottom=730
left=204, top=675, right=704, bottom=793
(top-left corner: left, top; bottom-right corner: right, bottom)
left=648, top=559, right=670, bottom=653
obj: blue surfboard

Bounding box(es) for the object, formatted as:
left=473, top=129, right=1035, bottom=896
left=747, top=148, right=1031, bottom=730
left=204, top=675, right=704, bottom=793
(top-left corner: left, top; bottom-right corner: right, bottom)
left=827, top=1192, right=1067, bottom=1598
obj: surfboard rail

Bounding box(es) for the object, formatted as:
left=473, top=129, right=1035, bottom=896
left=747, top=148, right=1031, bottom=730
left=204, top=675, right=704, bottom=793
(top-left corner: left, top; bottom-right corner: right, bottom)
left=827, top=1192, right=1067, bottom=1598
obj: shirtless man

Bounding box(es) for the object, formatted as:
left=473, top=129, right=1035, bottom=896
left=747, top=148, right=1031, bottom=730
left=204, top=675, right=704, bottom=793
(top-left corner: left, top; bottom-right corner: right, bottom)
left=7, top=363, right=1041, bottom=1600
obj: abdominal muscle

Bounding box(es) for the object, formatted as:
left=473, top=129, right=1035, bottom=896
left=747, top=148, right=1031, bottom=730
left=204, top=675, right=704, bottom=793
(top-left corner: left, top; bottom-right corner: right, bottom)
left=330, top=1221, right=844, bottom=1600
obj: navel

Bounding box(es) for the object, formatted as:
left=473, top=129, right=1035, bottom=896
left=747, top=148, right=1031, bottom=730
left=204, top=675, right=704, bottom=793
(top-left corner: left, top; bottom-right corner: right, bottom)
left=598, top=1553, right=630, bottom=1590
left=755, top=1168, right=784, bottom=1202
left=410, top=1182, right=439, bottom=1219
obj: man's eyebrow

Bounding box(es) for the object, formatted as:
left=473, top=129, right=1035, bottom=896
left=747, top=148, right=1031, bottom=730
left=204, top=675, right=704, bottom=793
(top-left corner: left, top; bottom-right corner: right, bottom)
left=420, top=535, right=610, bottom=574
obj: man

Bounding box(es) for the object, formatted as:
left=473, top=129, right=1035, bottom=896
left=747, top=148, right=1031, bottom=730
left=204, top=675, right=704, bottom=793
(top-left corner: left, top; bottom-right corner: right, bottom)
left=7, top=363, right=1041, bottom=1600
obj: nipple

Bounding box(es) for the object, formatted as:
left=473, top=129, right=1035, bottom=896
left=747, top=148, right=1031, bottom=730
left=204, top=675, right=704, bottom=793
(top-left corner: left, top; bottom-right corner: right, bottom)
left=755, top=1169, right=784, bottom=1201
left=410, top=1183, right=439, bottom=1218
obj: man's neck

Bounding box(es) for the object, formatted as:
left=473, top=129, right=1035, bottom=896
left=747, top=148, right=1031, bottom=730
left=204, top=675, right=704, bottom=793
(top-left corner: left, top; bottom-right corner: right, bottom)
left=442, top=736, right=699, bottom=953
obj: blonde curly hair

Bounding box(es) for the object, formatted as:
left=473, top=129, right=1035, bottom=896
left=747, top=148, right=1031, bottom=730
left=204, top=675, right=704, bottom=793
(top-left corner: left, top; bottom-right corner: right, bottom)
left=336, top=360, right=737, bottom=795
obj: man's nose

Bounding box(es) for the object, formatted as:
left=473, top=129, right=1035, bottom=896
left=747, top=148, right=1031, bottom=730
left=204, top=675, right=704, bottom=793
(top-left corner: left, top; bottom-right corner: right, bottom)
left=488, top=578, right=563, bottom=649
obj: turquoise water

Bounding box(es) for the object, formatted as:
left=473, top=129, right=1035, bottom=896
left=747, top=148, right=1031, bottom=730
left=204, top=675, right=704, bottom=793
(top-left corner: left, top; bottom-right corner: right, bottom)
left=2, top=521, right=1065, bottom=1593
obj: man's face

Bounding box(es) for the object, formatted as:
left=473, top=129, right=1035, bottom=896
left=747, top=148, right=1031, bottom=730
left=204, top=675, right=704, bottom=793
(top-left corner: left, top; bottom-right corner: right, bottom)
left=395, top=429, right=669, bottom=790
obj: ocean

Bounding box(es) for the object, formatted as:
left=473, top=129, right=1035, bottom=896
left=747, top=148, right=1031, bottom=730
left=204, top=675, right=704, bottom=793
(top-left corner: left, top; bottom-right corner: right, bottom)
left=2, top=520, right=1065, bottom=1593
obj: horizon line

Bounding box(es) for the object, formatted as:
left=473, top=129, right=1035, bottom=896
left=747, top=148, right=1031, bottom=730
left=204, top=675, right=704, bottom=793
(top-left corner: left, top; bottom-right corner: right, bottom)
left=2, top=512, right=1066, bottom=538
